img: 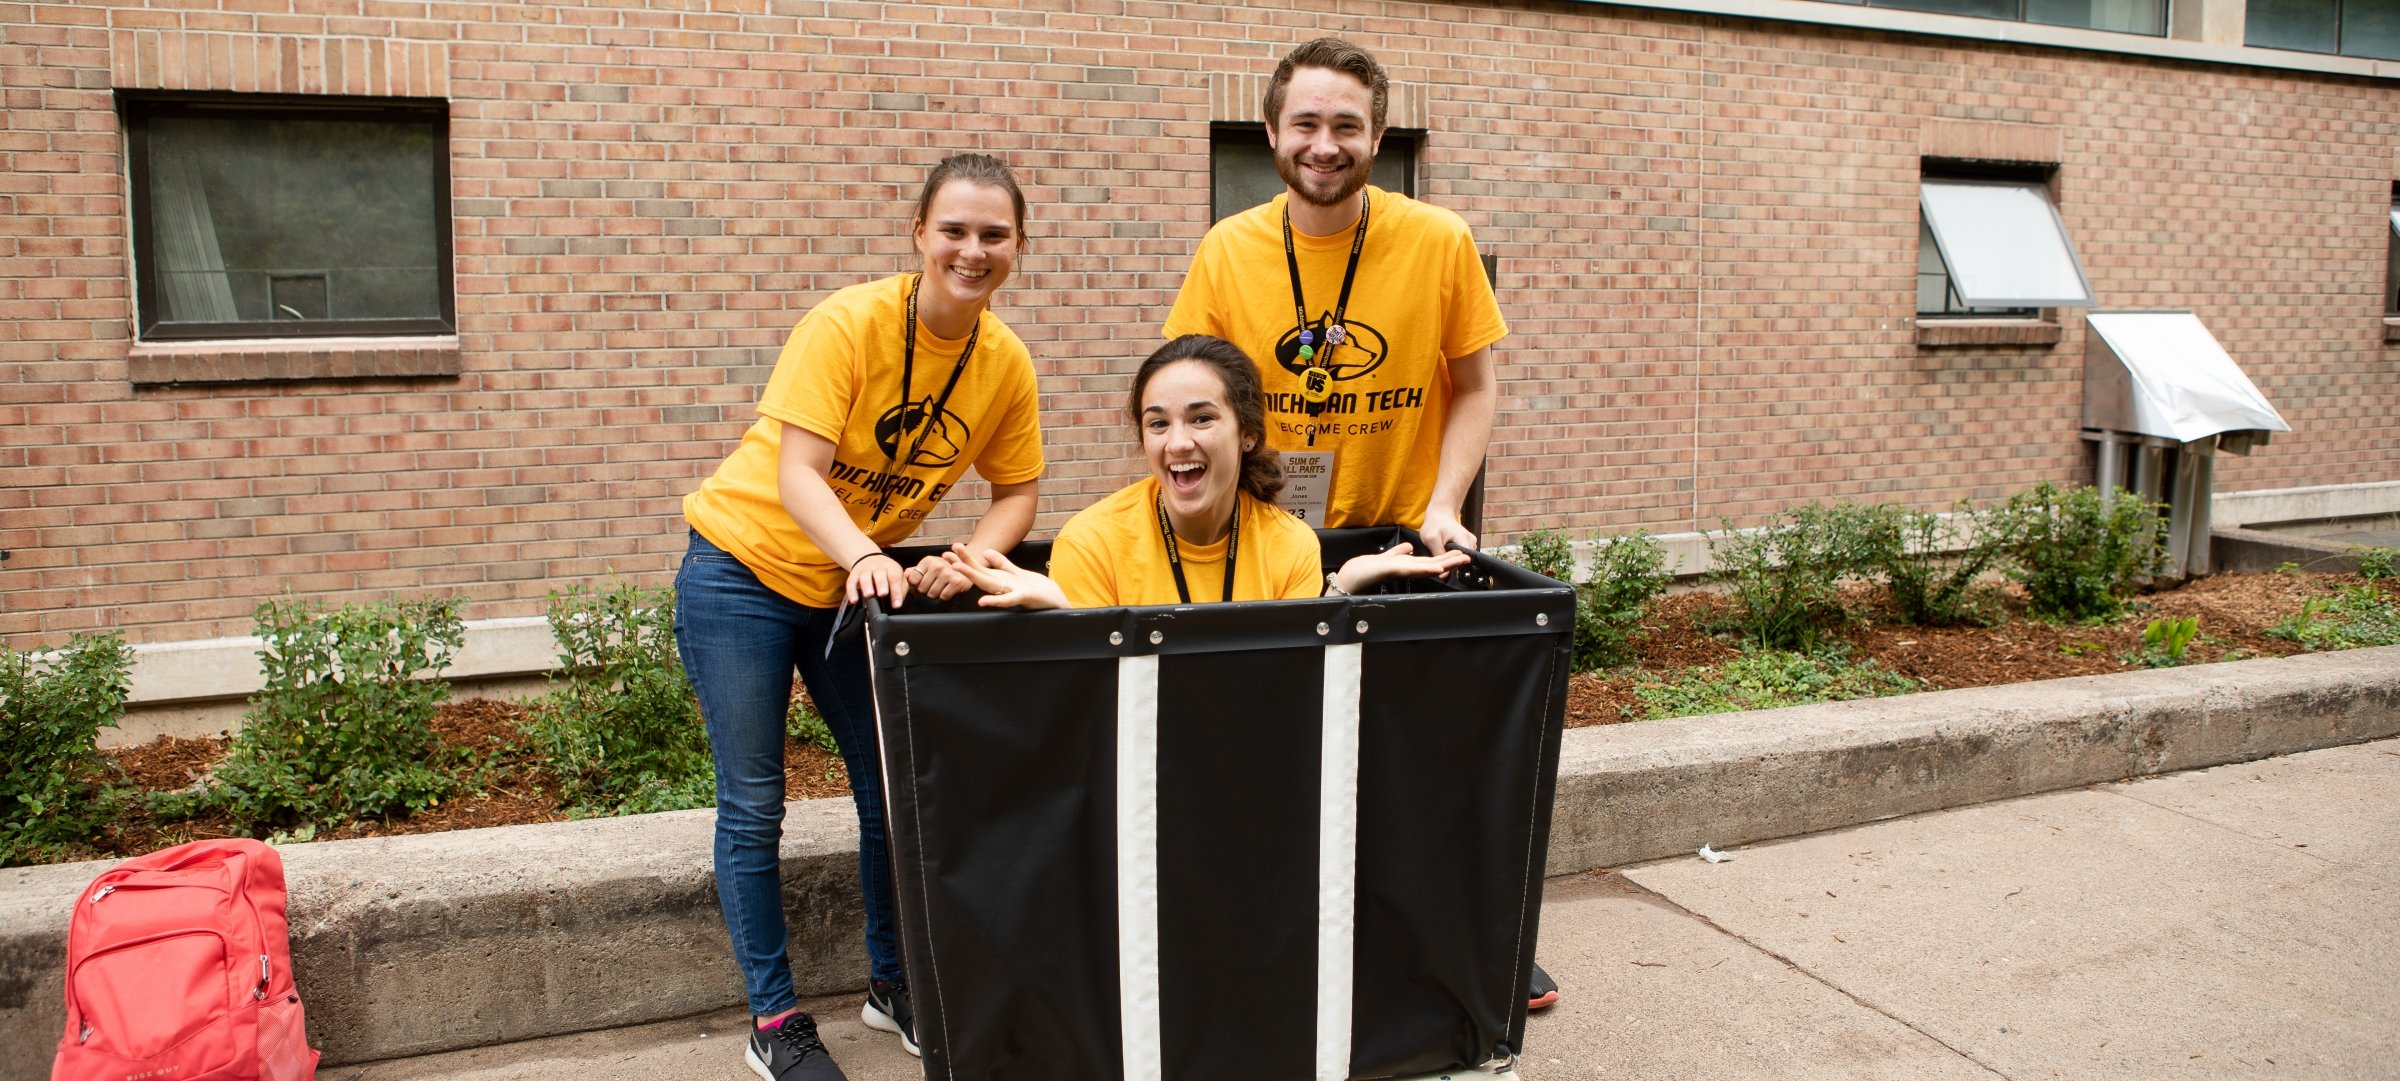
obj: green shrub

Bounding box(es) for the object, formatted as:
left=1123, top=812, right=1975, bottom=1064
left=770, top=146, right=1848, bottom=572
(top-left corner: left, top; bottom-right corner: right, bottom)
left=1708, top=503, right=1884, bottom=651
left=1, top=632, right=133, bottom=866
left=188, top=597, right=466, bottom=833
left=2357, top=547, right=2398, bottom=583
left=1856, top=504, right=2003, bottom=626
left=2268, top=586, right=2400, bottom=650
left=1575, top=531, right=1671, bottom=670
left=1633, top=647, right=1920, bottom=720
left=1988, top=481, right=2165, bottom=623
left=524, top=580, right=713, bottom=817
left=1503, top=528, right=1672, bottom=671
left=1506, top=528, right=1576, bottom=583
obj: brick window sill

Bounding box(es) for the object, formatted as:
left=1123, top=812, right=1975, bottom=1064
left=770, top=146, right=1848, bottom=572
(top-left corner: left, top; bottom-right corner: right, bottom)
left=1914, top=319, right=2063, bottom=347
left=127, top=336, right=462, bottom=386
left=2385, top=318, right=2400, bottom=344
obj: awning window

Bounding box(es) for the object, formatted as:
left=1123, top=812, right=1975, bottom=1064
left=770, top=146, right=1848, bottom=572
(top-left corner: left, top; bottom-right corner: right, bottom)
left=1919, top=179, right=2095, bottom=308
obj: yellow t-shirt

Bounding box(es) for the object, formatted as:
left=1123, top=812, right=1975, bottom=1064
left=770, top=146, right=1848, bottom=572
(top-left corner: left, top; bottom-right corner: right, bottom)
left=1163, top=186, right=1506, bottom=529
left=1049, top=477, right=1324, bottom=608
left=683, top=274, right=1045, bottom=607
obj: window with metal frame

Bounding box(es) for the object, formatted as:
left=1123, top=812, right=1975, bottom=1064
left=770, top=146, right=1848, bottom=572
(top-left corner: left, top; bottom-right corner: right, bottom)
left=1208, top=124, right=1418, bottom=224
left=1813, top=0, right=2167, bottom=35
left=2387, top=196, right=2399, bottom=317
left=2246, top=0, right=2400, bottom=61
left=1917, top=173, right=2095, bottom=317
left=124, top=92, right=453, bottom=341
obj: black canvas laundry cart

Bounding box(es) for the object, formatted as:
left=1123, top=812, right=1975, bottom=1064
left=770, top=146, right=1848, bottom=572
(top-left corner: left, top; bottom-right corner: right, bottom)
left=864, top=527, right=1572, bottom=1081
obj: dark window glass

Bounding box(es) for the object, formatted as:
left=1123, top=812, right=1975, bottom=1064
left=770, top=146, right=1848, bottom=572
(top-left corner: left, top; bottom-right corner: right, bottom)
left=1209, top=125, right=1417, bottom=223
left=2341, top=0, right=2400, bottom=59
left=1858, top=0, right=2164, bottom=33
left=2387, top=204, right=2399, bottom=317
left=126, top=95, right=452, bottom=340
left=2247, top=0, right=2343, bottom=52
left=2025, top=0, right=2167, bottom=34
left=1871, top=0, right=2021, bottom=19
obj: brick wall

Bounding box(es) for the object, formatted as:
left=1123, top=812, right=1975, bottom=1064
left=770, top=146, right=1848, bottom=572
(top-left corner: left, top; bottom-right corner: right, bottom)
left=3, top=0, right=2396, bottom=646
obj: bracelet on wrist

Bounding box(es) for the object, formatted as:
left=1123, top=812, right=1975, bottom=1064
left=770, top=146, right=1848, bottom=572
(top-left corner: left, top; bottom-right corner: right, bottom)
left=849, top=551, right=885, bottom=571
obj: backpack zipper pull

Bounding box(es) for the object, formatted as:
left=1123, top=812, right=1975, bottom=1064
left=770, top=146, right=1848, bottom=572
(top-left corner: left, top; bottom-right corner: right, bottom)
left=255, top=954, right=271, bottom=999
left=78, top=1022, right=92, bottom=1044
left=92, top=886, right=115, bottom=903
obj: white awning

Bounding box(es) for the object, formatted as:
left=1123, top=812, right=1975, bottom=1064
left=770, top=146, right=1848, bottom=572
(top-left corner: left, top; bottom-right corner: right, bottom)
left=2082, top=311, right=2289, bottom=443
left=1920, top=179, right=2095, bottom=308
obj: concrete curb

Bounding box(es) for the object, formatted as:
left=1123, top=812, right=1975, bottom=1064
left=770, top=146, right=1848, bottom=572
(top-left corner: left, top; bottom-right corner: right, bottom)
left=5, top=646, right=2395, bottom=1070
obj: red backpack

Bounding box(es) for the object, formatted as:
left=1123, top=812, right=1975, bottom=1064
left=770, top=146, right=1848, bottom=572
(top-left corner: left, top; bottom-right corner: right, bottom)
left=54, top=838, right=320, bottom=1081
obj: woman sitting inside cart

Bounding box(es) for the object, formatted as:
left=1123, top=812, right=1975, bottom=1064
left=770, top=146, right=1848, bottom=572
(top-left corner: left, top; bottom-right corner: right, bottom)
left=941, top=334, right=1466, bottom=608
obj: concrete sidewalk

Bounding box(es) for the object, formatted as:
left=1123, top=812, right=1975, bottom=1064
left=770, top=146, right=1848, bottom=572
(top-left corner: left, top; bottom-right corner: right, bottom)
left=339, top=737, right=2400, bottom=1081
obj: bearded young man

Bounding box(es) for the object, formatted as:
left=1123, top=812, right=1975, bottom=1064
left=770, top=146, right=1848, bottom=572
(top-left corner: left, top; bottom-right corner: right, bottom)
left=1163, top=36, right=1504, bottom=556
left=1163, top=37, right=1557, bottom=1013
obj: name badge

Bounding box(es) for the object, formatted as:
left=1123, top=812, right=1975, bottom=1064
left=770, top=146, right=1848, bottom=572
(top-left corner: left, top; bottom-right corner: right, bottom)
left=1276, top=450, right=1334, bottom=528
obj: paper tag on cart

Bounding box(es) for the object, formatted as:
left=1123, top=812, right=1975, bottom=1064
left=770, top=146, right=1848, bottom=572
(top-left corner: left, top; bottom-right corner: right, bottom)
left=1276, top=450, right=1333, bottom=528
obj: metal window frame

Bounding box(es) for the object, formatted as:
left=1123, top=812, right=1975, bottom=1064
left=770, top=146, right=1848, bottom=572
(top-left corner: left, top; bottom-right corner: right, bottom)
left=122, top=90, right=455, bottom=342
left=1842, top=0, right=2170, bottom=36
left=1918, top=175, right=2096, bottom=310
left=1206, top=123, right=1421, bottom=224
left=2387, top=201, right=2400, bottom=316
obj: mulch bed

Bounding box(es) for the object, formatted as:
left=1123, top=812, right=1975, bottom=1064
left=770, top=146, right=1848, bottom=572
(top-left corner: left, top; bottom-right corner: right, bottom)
left=1563, top=568, right=2359, bottom=728
left=53, top=569, right=2385, bottom=865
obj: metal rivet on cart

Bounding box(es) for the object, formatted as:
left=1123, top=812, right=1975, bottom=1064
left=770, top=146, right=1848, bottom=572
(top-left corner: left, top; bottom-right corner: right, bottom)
left=1316, top=622, right=1331, bottom=636
left=1354, top=620, right=1370, bottom=634
left=1149, top=630, right=1164, bottom=645
left=894, top=642, right=910, bottom=656
left=1536, top=613, right=1549, bottom=627
left=1109, top=631, right=1124, bottom=646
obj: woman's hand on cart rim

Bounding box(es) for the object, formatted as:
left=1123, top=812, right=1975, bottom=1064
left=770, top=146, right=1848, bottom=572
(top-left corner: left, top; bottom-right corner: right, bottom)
left=909, top=553, right=975, bottom=602
left=1331, top=543, right=1473, bottom=596
left=941, top=544, right=1069, bottom=611
left=845, top=551, right=913, bottom=609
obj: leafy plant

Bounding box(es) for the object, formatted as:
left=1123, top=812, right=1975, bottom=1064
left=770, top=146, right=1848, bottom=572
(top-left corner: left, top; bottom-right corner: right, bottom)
left=2268, top=586, right=2400, bottom=650
left=1502, top=528, right=1671, bottom=671
left=523, top=580, right=714, bottom=817
left=1988, top=481, right=2166, bottom=623
left=1708, top=502, right=1885, bottom=651
left=2357, top=547, right=2398, bottom=583
left=1506, top=528, right=1576, bottom=584
left=1, top=632, right=133, bottom=866
left=2126, top=615, right=2199, bottom=668
left=1633, top=647, right=1921, bottom=720
left=1855, top=504, right=2004, bottom=626
left=1574, top=531, right=1671, bottom=670
left=787, top=696, right=839, bottom=755
left=182, top=597, right=466, bottom=834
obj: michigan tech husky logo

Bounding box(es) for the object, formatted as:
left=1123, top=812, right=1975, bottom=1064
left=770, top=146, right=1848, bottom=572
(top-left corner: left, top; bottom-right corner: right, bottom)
left=1274, top=315, right=1386, bottom=384
left=874, top=396, right=970, bottom=467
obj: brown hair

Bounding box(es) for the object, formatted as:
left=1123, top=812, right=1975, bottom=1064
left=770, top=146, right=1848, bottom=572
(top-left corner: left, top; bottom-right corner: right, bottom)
left=1129, top=335, right=1285, bottom=505
left=1261, top=36, right=1389, bottom=138
left=911, top=152, right=1028, bottom=241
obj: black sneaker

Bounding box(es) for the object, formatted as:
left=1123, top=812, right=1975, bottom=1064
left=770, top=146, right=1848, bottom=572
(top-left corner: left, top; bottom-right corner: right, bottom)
left=861, top=977, right=919, bottom=1057
left=745, top=1012, right=847, bottom=1081
left=1527, top=962, right=1560, bottom=1011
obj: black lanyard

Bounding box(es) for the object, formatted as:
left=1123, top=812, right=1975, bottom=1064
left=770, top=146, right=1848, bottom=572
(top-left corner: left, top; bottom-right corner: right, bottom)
left=1281, top=191, right=1369, bottom=446
left=871, top=274, right=980, bottom=522
left=1153, top=492, right=1241, bottom=604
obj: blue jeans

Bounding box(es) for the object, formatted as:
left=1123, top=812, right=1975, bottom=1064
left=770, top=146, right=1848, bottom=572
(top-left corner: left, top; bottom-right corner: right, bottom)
left=673, top=531, right=902, bottom=1017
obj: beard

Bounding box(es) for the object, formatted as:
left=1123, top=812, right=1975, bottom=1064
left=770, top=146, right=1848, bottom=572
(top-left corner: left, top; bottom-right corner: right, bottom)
left=1273, top=145, right=1374, bottom=210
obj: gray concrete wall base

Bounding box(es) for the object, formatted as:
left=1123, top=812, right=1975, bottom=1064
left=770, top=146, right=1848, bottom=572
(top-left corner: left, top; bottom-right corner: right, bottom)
left=1547, top=646, right=2400, bottom=875
left=4, top=646, right=2394, bottom=1072
left=2, top=799, right=869, bottom=1071
left=2209, top=527, right=2366, bottom=575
